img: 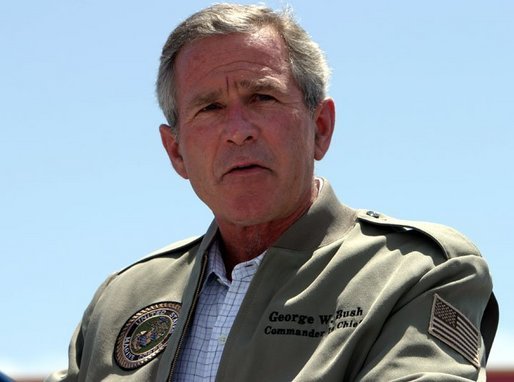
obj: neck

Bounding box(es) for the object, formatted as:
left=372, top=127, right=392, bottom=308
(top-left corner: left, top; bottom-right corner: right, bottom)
left=216, top=180, right=320, bottom=274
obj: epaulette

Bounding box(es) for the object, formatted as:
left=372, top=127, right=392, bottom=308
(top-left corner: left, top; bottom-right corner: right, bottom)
left=356, top=209, right=481, bottom=260
left=117, top=235, right=203, bottom=275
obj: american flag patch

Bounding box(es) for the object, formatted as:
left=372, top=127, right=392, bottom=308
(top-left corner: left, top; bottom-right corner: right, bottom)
left=428, top=294, right=480, bottom=368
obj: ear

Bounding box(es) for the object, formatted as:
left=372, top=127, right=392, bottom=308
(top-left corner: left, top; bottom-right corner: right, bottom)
left=159, top=124, right=189, bottom=179
left=313, top=98, right=335, bottom=160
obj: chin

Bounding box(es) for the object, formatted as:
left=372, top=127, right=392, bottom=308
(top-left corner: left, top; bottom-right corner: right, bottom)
left=222, top=213, right=271, bottom=227
left=216, top=206, right=276, bottom=227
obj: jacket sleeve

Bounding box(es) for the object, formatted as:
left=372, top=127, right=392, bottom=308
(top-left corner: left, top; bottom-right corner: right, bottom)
left=355, top=214, right=498, bottom=381
left=44, top=274, right=118, bottom=382
left=359, top=258, right=494, bottom=380
left=43, top=237, right=202, bottom=381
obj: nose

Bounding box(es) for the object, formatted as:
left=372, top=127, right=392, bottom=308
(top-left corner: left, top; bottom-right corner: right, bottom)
left=224, top=105, right=257, bottom=145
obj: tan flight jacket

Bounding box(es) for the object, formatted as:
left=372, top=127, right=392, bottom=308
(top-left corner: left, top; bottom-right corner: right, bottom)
left=47, top=180, right=498, bottom=381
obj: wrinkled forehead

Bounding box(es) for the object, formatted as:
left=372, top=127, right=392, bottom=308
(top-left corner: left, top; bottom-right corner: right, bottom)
left=174, top=28, right=291, bottom=93
left=175, top=27, right=289, bottom=74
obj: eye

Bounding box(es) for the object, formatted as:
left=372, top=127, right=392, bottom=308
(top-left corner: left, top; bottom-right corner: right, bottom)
left=199, top=103, right=223, bottom=113
left=252, top=93, right=276, bottom=102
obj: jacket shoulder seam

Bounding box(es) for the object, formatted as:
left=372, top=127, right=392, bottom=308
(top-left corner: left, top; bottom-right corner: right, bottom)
left=117, top=235, right=203, bottom=275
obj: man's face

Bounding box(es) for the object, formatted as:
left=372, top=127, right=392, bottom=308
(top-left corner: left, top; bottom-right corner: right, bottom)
left=161, top=28, right=334, bottom=228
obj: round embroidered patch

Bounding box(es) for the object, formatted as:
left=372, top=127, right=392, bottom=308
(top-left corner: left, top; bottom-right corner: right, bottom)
left=114, top=301, right=181, bottom=370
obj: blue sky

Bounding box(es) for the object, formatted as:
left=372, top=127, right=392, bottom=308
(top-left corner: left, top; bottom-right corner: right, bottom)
left=1, top=0, right=512, bottom=376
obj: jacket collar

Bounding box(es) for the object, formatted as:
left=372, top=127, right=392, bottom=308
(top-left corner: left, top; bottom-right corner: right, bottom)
left=272, top=178, right=357, bottom=252
left=198, top=178, right=357, bottom=255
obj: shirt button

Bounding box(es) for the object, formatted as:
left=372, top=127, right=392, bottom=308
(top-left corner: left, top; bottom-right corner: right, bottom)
left=218, top=335, right=227, bottom=344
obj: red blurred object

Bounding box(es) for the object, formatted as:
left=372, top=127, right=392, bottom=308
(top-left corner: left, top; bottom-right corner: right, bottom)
left=489, top=370, right=514, bottom=382
left=10, top=370, right=514, bottom=381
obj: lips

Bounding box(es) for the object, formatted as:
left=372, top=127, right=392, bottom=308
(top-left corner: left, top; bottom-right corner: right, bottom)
left=229, top=164, right=264, bottom=172
left=218, top=149, right=274, bottom=180
left=223, top=161, right=270, bottom=178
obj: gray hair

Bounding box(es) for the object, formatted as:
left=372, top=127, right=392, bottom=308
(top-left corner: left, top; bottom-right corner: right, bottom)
left=156, top=3, right=330, bottom=132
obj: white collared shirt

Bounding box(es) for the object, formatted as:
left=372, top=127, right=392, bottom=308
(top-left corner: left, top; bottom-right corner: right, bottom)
left=174, top=241, right=265, bottom=381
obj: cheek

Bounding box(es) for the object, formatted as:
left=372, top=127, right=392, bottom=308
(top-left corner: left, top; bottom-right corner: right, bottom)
left=179, top=135, right=215, bottom=178
left=282, top=121, right=316, bottom=158
left=289, top=127, right=317, bottom=175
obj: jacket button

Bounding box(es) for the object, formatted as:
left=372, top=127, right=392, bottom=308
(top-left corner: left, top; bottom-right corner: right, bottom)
left=366, top=210, right=380, bottom=218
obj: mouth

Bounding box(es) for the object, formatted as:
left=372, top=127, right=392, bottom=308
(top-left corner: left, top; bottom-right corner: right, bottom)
left=224, top=162, right=270, bottom=177
left=229, top=164, right=264, bottom=172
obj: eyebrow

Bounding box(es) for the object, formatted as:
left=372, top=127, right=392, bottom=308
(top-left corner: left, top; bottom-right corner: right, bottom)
left=189, top=89, right=223, bottom=110
left=239, top=78, right=287, bottom=94
left=187, top=77, right=287, bottom=111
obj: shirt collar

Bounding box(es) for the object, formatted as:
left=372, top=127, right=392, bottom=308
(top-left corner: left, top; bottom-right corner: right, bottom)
left=204, top=240, right=266, bottom=287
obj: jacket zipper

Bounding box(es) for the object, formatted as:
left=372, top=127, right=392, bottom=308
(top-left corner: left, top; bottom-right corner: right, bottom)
left=167, top=253, right=208, bottom=381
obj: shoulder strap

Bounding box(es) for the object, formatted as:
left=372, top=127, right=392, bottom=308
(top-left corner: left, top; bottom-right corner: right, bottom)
left=357, top=210, right=479, bottom=259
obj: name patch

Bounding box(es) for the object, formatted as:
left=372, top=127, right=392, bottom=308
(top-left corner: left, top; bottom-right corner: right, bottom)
left=264, top=306, right=364, bottom=338
left=114, top=301, right=181, bottom=370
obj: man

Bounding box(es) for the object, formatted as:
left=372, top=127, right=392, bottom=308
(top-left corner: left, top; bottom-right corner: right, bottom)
left=47, top=3, right=498, bottom=381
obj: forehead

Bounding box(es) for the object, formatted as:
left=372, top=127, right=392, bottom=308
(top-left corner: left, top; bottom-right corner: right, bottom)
left=174, top=28, right=291, bottom=96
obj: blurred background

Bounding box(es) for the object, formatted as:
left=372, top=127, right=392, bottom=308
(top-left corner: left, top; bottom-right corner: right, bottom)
left=1, top=0, right=512, bottom=379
